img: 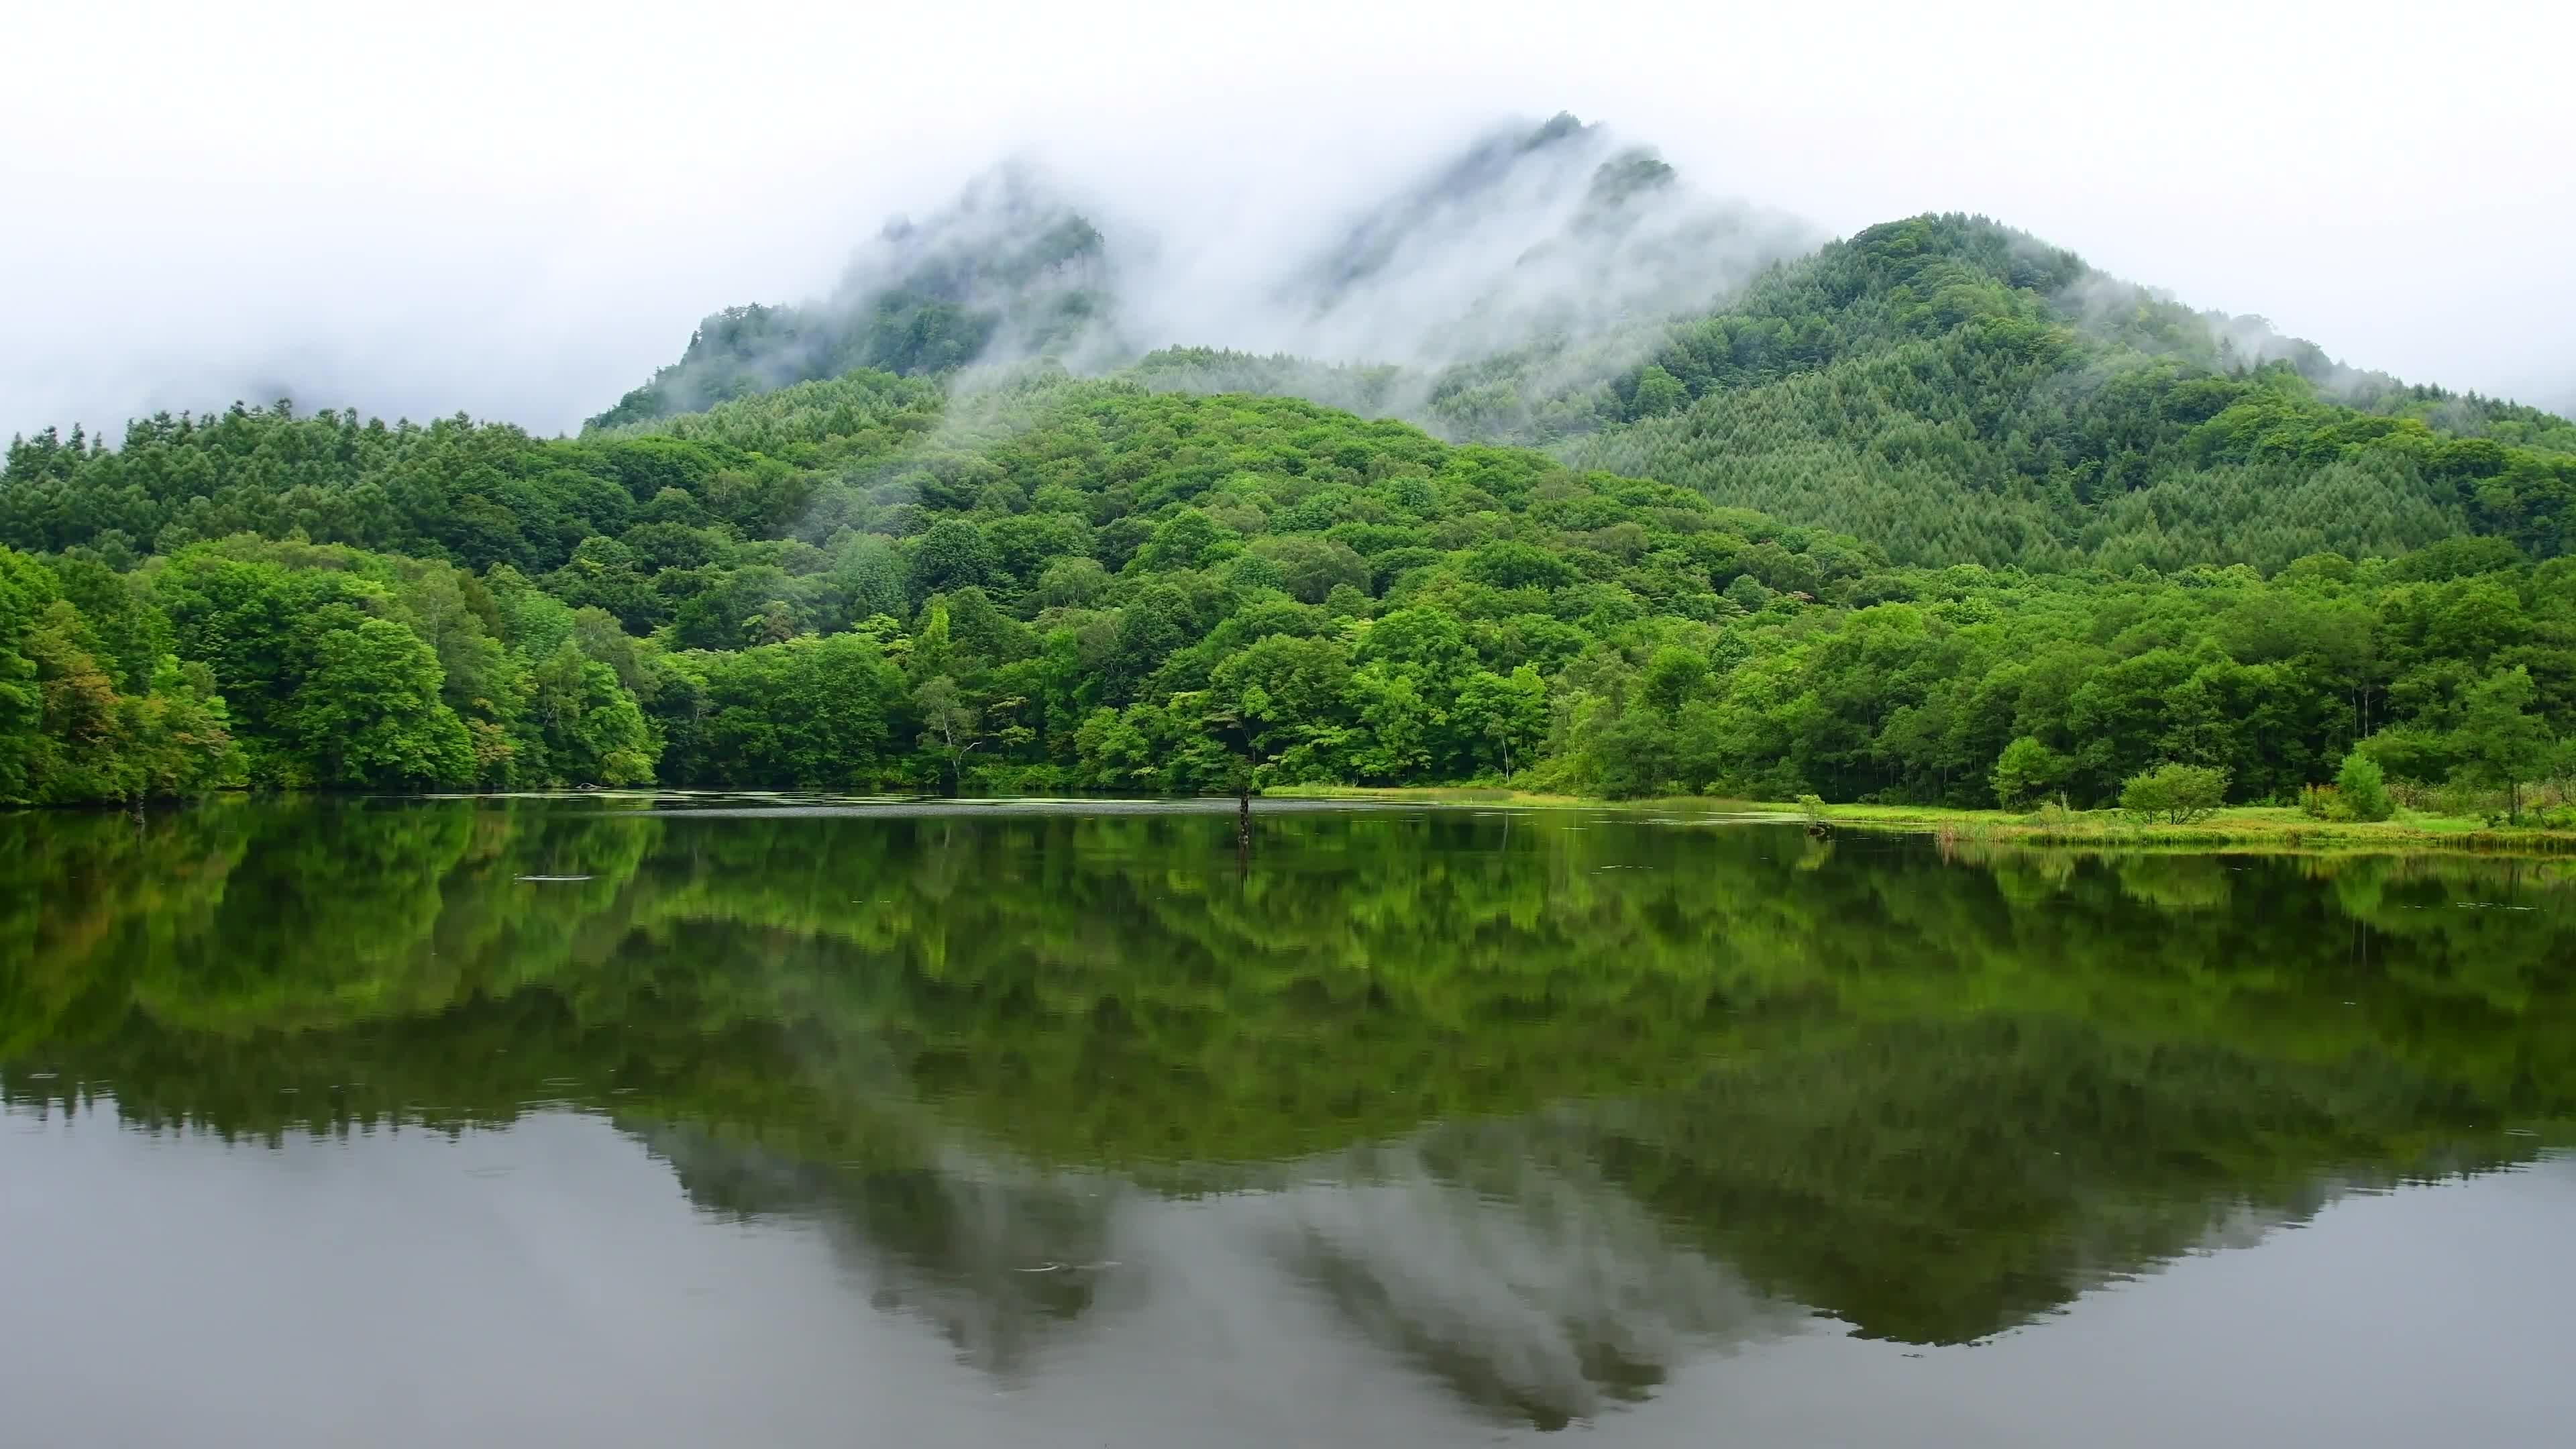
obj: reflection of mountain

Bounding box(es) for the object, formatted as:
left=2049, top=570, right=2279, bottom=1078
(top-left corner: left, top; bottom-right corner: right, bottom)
left=1587, top=1019, right=2414, bottom=1344
left=637, top=1111, right=1799, bottom=1428
left=5, top=798, right=2575, bottom=1419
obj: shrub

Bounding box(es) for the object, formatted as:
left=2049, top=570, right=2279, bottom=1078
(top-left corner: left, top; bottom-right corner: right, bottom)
left=2119, top=762, right=2229, bottom=824
left=1990, top=736, right=2066, bottom=810
left=2299, top=784, right=2346, bottom=821
left=2023, top=794, right=2080, bottom=827
left=2333, top=751, right=2395, bottom=822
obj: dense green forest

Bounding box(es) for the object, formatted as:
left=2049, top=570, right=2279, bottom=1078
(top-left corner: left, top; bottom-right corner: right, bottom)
left=6, top=207, right=2576, bottom=808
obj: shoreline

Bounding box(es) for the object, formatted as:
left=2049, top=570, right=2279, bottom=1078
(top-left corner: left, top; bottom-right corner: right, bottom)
left=1257, top=786, right=2576, bottom=857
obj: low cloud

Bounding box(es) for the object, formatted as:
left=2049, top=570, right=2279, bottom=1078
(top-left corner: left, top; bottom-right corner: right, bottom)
left=6, top=1, right=2569, bottom=441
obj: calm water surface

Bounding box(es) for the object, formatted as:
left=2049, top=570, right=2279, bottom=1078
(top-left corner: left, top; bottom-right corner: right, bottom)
left=4, top=798, right=2573, bottom=1446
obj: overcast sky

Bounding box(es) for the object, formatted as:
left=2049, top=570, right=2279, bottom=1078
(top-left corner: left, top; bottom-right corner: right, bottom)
left=6, top=0, right=2570, bottom=441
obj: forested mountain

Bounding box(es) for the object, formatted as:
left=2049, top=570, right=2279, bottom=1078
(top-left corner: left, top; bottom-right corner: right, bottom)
left=575, top=116, right=2571, bottom=580
left=585, top=113, right=1811, bottom=432
left=586, top=169, right=1112, bottom=430
left=6, top=112, right=2575, bottom=810
left=1554, top=215, right=2576, bottom=571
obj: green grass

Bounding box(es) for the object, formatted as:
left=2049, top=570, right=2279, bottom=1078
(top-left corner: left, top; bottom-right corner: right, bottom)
left=1814, top=801, right=2576, bottom=855
left=1254, top=786, right=2576, bottom=856
left=1256, top=784, right=1597, bottom=806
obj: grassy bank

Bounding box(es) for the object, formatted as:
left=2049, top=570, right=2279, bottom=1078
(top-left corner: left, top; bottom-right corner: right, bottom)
left=1259, top=784, right=1600, bottom=807
left=1257, top=785, right=2576, bottom=856
left=1809, top=802, right=2576, bottom=855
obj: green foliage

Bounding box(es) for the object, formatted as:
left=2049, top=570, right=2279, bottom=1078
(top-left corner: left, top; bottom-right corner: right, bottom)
left=2119, top=762, right=2229, bottom=824
left=0, top=545, right=244, bottom=803
left=1497, top=215, right=2576, bottom=573
left=282, top=607, right=474, bottom=787
left=661, top=631, right=907, bottom=788
left=1990, top=737, right=2066, bottom=810
left=2454, top=665, right=2557, bottom=822
left=5, top=268, right=2575, bottom=806
left=2334, top=751, right=2396, bottom=822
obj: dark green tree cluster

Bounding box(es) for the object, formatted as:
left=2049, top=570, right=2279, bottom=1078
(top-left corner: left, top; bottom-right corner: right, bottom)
left=0, top=548, right=240, bottom=803
left=0, top=374, right=942, bottom=574
left=1537, top=216, right=2576, bottom=571
left=1536, top=540, right=2576, bottom=810
left=0, top=531, right=660, bottom=799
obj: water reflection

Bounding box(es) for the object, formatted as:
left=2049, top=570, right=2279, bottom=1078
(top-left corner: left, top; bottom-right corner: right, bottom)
left=4, top=798, right=2574, bottom=1433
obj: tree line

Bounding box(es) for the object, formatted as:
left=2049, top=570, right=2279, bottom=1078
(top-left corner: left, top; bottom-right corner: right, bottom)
left=3, top=366, right=2572, bottom=811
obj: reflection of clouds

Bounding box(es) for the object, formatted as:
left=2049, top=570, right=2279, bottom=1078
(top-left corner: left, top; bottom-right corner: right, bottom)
left=641, top=1114, right=1794, bottom=1427
left=636, top=1104, right=2485, bottom=1429
left=1265, top=1122, right=1796, bottom=1429
left=640, top=1127, right=1126, bottom=1377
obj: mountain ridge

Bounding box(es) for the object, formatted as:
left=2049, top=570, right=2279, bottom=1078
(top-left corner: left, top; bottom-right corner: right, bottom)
left=583, top=113, right=1817, bottom=433
left=568, top=115, right=2572, bottom=572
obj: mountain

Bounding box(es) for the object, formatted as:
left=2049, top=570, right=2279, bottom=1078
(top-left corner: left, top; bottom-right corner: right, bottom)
left=579, top=117, right=2572, bottom=576
left=1254, top=111, right=1811, bottom=372
left=584, top=113, right=1813, bottom=432
left=5, top=111, right=2576, bottom=810
left=1546, top=213, right=2576, bottom=570
left=585, top=166, right=1115, bottom=431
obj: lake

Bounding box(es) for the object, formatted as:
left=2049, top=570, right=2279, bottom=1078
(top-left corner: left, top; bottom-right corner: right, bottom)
left=4, top=797, right=2572, bottom=1446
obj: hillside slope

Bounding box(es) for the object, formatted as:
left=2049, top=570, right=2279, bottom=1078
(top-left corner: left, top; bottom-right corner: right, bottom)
left=1547, top=214, right=2576, bottom=570
left=577, top=120, right=2576, bottom=576
left=7, top=373, right=2573, bottom=812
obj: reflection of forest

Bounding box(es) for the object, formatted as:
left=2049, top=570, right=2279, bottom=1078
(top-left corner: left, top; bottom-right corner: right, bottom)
left=5, top=800, right=2573, bottom=1422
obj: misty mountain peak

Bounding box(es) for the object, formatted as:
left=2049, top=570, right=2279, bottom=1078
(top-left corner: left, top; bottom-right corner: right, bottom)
left=586, top=112, right=1812, bottom=433
left=588, top=163, right=1114, bottom=431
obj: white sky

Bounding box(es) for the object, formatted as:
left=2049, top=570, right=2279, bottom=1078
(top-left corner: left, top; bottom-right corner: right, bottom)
left=5, top=0, right=2571, bottom=440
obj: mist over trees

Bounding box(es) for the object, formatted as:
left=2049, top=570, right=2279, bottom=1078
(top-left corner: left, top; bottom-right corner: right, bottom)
left=5, top=115, right=2574, bottom=810
left=584, top=114, right=1816, bottom=433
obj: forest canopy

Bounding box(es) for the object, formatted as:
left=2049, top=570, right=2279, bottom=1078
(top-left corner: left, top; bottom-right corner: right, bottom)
left=5, top=211, right=2573, bottom=810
